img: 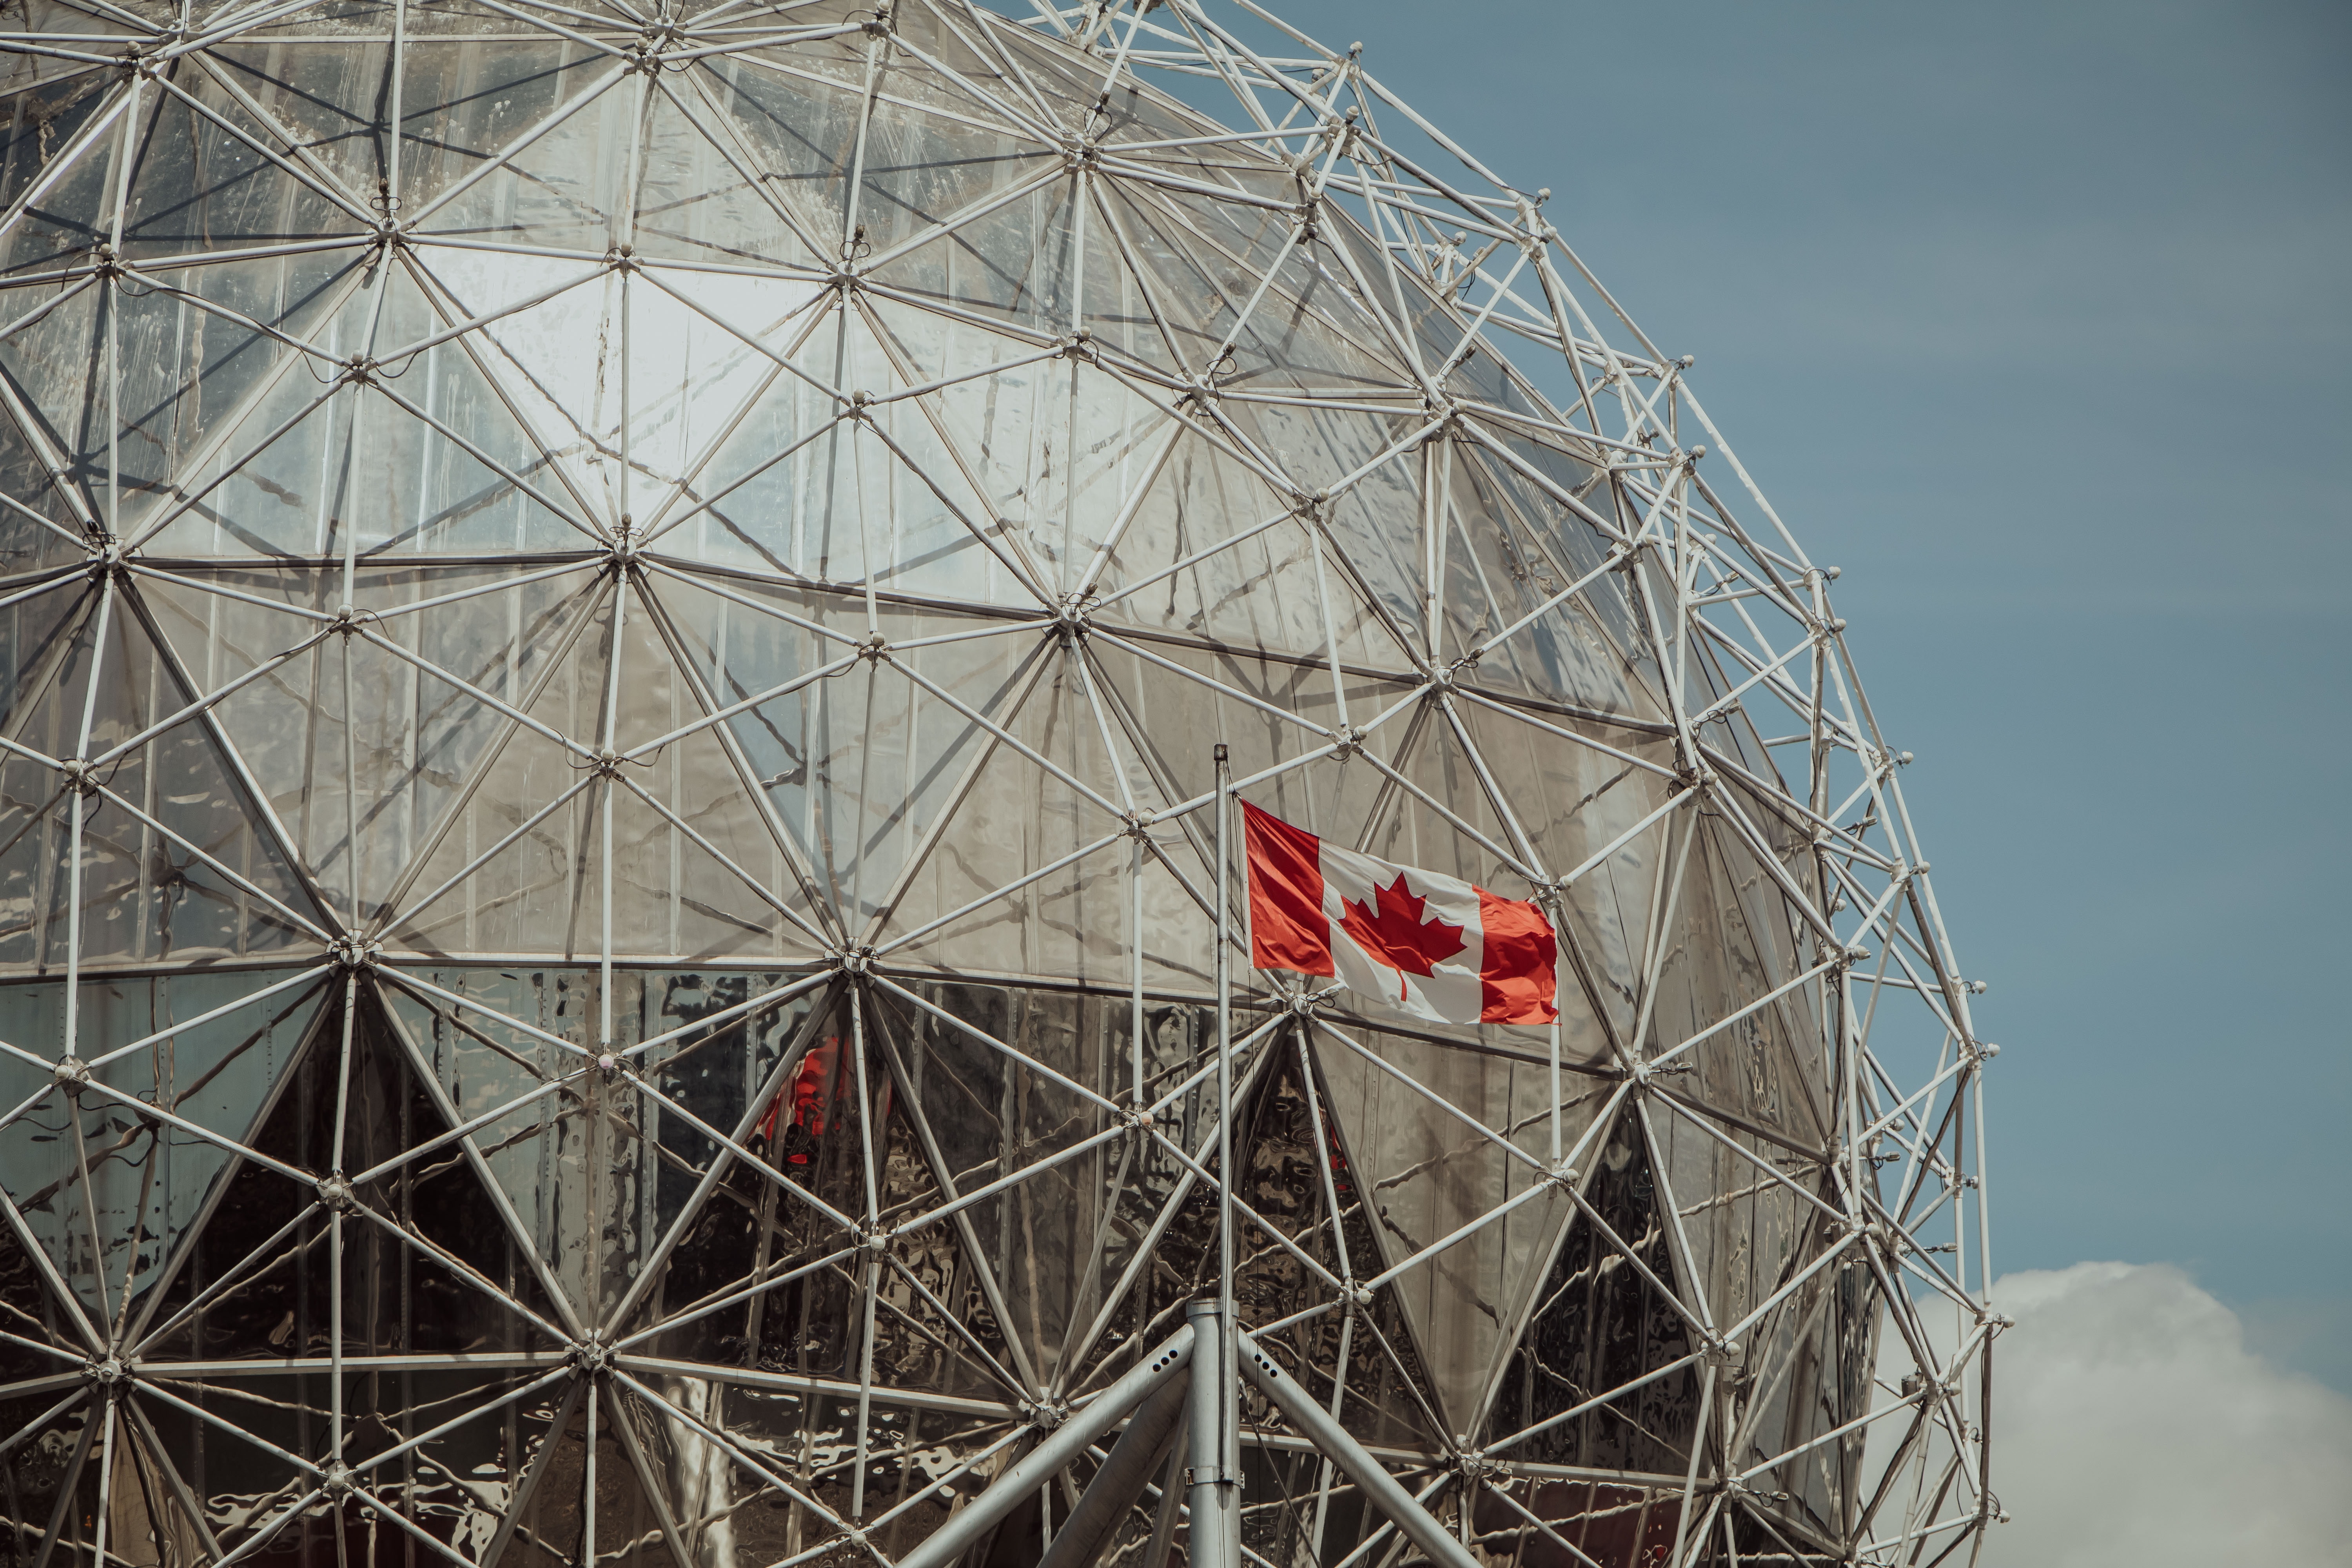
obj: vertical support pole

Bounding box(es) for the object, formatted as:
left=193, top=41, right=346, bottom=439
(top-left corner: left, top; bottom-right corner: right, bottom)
left=1201, top=738, right=1241, bottom=1568
left=1213, top=742, right=1234, bottom=1339
left=1132, top=830, right=1146, bottom=1110
left=1185, top=1297, right=1238, bottom=1568
left=584, top=1379, right=599, bottom=1568
left=1542, top=890, right=1564, bottom=1165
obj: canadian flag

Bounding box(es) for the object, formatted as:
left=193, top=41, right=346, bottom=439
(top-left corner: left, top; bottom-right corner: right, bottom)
left=1242, top=802, right=1558, bottom=1026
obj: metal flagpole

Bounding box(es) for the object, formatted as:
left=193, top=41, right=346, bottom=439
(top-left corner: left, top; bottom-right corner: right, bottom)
left=1194, top=741, right=1240, bottom=1568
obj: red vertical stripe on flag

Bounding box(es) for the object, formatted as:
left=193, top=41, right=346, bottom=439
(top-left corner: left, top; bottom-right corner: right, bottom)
left=1243, top=801, right=1334, bottom=976
left=1477, top=888, right=1559, bottom=1024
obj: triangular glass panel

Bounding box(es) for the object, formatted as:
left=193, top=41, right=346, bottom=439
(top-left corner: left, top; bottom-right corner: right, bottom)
left=104, top=1417, right=212, bottom=1568
left=1308, top=1006, right=1581, bottom=1445
left=876, top=795, right=1197, bottom=998
left=682, top=51, right=861, bottom=260
left=1073, top=436, right=1398, bottom=666
left=851, top=65, right=1066, bottom=270
left=407, top=51, right=637, bottom=256
left=1641, top=818, right=1824, bottom=1138
left=0, top=563, right=85, bottom=726
left=862, top=978, right=1166, bottom=1396
left=138, top=559, right=613, bottom=935
left=0, top=401, right=93, bottom=580
left=133, top=980, right=569, bottom=1368
left=105, top=299, right=364, bottom=561
left=1095, top=177, right=1411, bottom=395
left=390, top=36, right=620, bottom=225
left=1403, top=433, right=1620, bottom=699
left=645, top=296, right=1057, bottom=603
left=381, top=965, right=834, bottom=1332
left=377, top=714, right=596, bottom=961
left=0, top=1186, right=93, bottom=1476
left=633, top=66, right=833, bottom=273
left=1217, top=1031, right=1453, bottom=1455
left=860, top=166, right=1081, bottom=338
left=0, top=72, right=125, bottom=281
left=1344, top=689, right=1527, bottom=893
left=34, top=90, right=381, bottom=543
left=0, top=968, right=329, bottom=1332
left=650, top=572, right=1042, bottom=946
left=855, top=296, right=1221, bottom=606
left=0, top=275, right=109, bottom=530
left=376, top=573, right=623, bottom=961
left=115, top=56, right=372, bottom=265
left=687, top=33, right=1063, bottom=266
left=434, top=250, right=826, bottom=554
left=1460, top=445, right=1662, bottom=705
left=858, top=642, right=1170, bottom=985
left=200, top=42, right=393, bottom=216
left=1439, top=682, right=1677, bottom=1054
left=132, top=255, right=601, bottom=558
left=386, top=572, right=828, bottom=964
left=627, top=324, right=836, bottom=580
left=1487, top=1114, right=1702, bottom=1471
left=0, top=581, right=326, bottom=973
left=609, top=578, right=830, bottom=963
left=1080, top=641, right=1414, bottom=832
left=341, top=326, right=603, bottom=557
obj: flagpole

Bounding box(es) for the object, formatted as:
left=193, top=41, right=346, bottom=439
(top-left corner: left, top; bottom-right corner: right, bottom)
left=1545, top=890, right=1564, bottom=1166
left=1198, top=740, right=1240, bottom=1568
left=1214, top=742, right=1234, bottom=1323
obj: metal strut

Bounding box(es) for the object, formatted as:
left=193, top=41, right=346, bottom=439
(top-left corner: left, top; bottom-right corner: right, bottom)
left=1238, top=1329, right=1486, bottom=1568
left=1185, top=1296, right=1242, bottom=1568
left=893, top=1326, right=1196, bottom=1568
left=1199, top=739, right=1243, bottom=1568
left=1035, top=1355, right=1194, bottom=1568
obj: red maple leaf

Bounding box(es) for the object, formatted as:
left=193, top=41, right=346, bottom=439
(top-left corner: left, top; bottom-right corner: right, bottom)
left=1338, top=875, right=1467, bottom=999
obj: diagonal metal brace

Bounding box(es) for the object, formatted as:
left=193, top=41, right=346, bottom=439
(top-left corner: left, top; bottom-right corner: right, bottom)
left=1237, top=1329, right=1486, bottom=1568
left=1035, top=1361, right=1194, bottom=1568
left=894, top=1325, right=1195, bottom=1568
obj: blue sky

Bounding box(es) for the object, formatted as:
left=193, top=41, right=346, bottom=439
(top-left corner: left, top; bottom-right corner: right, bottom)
left=1258, top=0, right=2352, bottom=1386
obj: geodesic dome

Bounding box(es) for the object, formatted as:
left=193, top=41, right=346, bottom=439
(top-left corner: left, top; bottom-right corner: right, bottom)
left=0, top=2, right=2002, bottom=1565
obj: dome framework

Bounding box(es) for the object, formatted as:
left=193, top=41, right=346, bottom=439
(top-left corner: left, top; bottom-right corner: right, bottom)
left=0, top=2, right=2001, bottom=1566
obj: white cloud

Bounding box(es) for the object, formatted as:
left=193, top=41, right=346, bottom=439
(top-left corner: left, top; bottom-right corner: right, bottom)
left=1973, top=1262, right=2352, bottom=1566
